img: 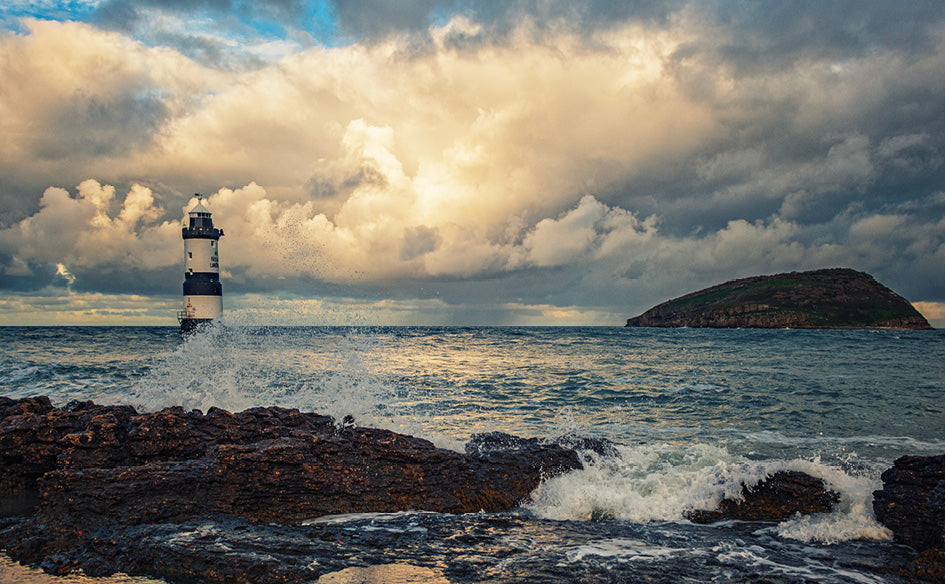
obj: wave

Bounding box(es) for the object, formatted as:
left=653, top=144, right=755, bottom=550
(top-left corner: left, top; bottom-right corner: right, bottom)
left=131, top=323, right=395, bottom=419
left=742, top=430, right=945, bottom=452
left=526, top=442, right=892, bottom=544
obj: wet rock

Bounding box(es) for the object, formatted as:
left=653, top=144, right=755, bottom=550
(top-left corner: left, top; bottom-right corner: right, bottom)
left=0, top=397, right=336, bottom=516
left=466, top=431, right=544, bottom=456
left=873, top=454, right=945, bottom=581
left=0, top=396, right=581, bottom=581
left=685, top=470, right=840, bottom=524
left=873, top=454, right=945, bottom=550
left=466, top=431, right=620, bottom=459
left=551, top=433, right=621, bottom=458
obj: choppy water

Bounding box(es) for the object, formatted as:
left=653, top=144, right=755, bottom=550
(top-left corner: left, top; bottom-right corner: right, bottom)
left=2, top=325, right=944, bottom=583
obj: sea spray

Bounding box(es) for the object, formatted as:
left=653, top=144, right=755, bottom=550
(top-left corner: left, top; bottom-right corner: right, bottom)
left=126, top=324, right=455, bottom=445
left=527, top=442, right=892, bottom=544
left=526, top=442, right=761, bottom=522
left=774, top=458, right=893, bottom=544
left=131, top=324, right=391, bottom=420
left=131, top=322, right=255, bottom=413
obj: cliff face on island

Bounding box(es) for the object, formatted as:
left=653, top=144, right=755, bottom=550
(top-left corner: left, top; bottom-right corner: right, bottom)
left=626, top=268, right=932, bottom=329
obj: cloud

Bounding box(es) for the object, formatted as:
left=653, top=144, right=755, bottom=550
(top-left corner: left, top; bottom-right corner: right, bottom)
left=913, top=302, right=945, bottom=328
left=0, top=180, right=181, bottom=298
left=1, top=7, right=944, bottom=324
left=0, top=289, right=180, bottom=325
left=3, top=176, right=943, bottom=324
left=0, top=19, right=222, bottom=219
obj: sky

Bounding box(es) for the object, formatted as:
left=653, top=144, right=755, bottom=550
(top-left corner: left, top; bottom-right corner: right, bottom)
left=0, top=0, right=944, bottom=326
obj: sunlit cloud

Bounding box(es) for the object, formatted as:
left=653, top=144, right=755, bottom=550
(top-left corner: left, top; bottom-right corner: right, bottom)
left=1, top=4, right=944, bottom=325
left=54, top=263, right=76, bottom=291
left=913, top=302, right=945, bottom=329
left=0, top=290, right=178, bottom=325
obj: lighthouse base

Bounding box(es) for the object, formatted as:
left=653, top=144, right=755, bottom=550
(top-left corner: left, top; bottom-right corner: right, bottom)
left=179, top=318, right=215, bottom=335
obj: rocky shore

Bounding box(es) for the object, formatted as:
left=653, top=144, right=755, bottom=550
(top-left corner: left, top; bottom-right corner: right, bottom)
left=1, top=396, right=942, bottom=582
left=874, top=454, right=945, bottom=582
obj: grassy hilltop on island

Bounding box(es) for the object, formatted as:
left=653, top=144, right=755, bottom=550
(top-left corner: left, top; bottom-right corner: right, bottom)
left=626, top=268, right=933, bottom=329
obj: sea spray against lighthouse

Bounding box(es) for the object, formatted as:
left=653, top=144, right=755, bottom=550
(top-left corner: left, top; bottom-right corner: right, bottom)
left=2, top=326, right=944, bottom=583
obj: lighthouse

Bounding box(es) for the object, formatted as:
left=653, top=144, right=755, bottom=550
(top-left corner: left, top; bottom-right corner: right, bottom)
left=178, top=195, right=224, bottom=333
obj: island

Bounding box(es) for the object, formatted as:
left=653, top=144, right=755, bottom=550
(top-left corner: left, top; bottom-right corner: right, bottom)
left=625, top=268, right=933, bottom=329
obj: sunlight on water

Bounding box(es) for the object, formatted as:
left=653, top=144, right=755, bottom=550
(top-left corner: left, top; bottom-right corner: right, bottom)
left=0, top=557, right=164, bottom=584
left=316, top=564, right=449, bottom=584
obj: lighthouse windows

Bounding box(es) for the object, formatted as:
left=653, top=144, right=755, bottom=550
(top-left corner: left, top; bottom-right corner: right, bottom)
left=188, top=252, right=192, bottom=258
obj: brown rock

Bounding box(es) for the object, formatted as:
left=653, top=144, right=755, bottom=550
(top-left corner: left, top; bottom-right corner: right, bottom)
left=1, top=397, right=579, bottom=525
left=873, top=453, right=945, bottom=581
left=0, top=396, right=582, bottom=580
left=873, top=454, right=945, bottom=551
left=685, top=470, right=840, bottom=524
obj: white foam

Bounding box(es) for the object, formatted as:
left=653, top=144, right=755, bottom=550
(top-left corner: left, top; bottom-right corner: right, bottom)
left=526, top=443, right=892, bottom=544
left=714, top=544, right=890, bottom=584
left=527, top=442, right=765, bottom=523
left=773, top=458, right=892, bottom=543
left=302, top=511, right=437, bottom=526
left=743, top=430, right=945, bottom=452
left=564, top=539, right=690, bottom=562
left=130, top=322, right=255, bottom=413
left=130, top=324, right=400, bottom=426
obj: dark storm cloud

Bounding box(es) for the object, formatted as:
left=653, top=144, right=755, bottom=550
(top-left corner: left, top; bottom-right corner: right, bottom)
left=574, top=1, right=945, bottom=242
left=325, top=0, right=687, bottom=43
left=326, top=0, right=944, bottom=51
left=400, top=226, right=441, bottom=261
left=95, top=0, right=233, bottom=30
left=702, top=1, right=944, bottom=65
left=31, top=93, right=168, bottom=160
left=328, top=0, right=443, bottom=40
left=0, top=260, right=181, bottom=297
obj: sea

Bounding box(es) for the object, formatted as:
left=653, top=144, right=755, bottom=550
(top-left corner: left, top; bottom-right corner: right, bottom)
left=1, top=324, right=944, bottom=583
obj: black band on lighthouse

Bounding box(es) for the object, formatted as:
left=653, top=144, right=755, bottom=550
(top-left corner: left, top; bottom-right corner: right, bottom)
left=183, top=272, right=222, bottom=296
left=182, top=226, right=223, bottom=240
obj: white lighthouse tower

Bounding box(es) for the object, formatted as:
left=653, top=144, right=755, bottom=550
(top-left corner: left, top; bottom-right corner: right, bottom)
left=178, top=195, right=224, bottom=333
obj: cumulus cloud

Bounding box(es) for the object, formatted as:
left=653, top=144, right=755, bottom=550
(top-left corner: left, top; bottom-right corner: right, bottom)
left=0, top=180, right=181, bottom=301
left=0, top=180, right=177, bottom=269
left=1, top=5, right=944, bottom=325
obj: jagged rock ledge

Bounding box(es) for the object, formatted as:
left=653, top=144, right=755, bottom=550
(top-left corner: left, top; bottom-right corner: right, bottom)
left=685, top=470, right=839, bottom=524
left=0, top=396, right=846, bottom=582
left=0, top=396, right=581, bottom=523
left=626, top=268, right=932, bottom=329
left=874, top=454, right=945, bottom=581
